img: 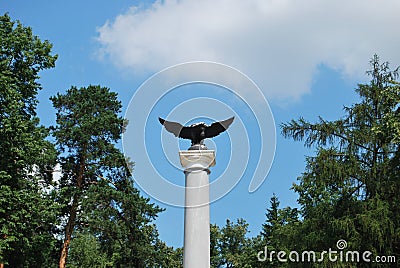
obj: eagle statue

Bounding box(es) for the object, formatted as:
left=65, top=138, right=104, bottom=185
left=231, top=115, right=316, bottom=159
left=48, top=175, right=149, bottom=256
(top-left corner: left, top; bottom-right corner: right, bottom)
left=159, top=117, right=234, bottom=147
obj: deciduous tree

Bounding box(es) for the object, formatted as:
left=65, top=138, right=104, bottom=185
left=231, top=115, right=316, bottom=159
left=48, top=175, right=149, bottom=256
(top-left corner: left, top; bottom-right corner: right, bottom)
left=0, top=13, right=58, bottom=267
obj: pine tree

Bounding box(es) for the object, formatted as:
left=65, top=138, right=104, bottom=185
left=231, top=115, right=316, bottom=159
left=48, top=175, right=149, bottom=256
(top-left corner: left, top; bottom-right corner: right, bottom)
left=50, top=85, right=164, bottom=267
left=259, top=194, right=299, bottom=267
left=261, top=193, right=280, bottom=243
left=281, top=55, right=400, bottom=259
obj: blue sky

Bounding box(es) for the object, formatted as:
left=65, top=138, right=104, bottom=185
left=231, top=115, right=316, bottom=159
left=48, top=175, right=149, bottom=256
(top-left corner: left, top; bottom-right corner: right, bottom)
left=3, top=0, right=400, bottom=248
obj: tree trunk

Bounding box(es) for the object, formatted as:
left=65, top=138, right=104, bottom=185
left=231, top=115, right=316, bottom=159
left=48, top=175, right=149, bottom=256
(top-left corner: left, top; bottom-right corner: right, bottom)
left=59, top=195, right=79, bottom=268
left=59, top=152, right=86, bottom=268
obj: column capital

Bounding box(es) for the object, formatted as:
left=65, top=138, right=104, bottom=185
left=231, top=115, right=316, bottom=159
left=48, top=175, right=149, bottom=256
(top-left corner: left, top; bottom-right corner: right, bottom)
left=179, top=150, right=216, bottom=170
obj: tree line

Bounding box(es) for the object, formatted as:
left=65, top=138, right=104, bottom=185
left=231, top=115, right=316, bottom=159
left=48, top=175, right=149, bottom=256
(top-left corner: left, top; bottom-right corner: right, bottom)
left=0, top=13, right=181, bottom=267
left=1, top=13, right=399, bottom=267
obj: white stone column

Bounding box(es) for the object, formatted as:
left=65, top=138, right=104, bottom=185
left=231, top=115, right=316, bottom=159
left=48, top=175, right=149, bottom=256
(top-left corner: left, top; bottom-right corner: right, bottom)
left=179, top=150, right=216, bottom=268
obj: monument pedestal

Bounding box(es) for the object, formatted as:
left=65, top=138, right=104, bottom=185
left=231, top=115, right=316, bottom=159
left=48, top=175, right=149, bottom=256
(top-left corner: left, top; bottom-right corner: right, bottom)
left=179, top=150, right=215, bottom=268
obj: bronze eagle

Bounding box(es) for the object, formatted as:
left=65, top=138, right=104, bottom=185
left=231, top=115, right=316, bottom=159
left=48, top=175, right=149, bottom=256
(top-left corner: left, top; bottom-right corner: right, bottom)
left=159, top=117, right=234, bottom=146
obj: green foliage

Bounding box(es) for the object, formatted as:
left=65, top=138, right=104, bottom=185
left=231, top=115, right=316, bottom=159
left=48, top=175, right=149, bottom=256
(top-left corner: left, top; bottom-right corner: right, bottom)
left=210, top=224, right=222, bottom=267
left=210, top=219, right=255, bottom=268
left=281, top=55, right=400, bottom=263
left=68, top=232, right=109, bottom=268
left=0, top=13, right=59, bottom=266
left=258, top=194, right=300, bottom=267
left=261, top=194, right=280, bottom=243
left=0, top=13, right=57, bottom=117
left=152, top=240, right=183, bottom=268
left=2, top=12, right=399, bottom=267
left=51, top=85, right=166, bottom=267
left=0, top=13, right=186, bottom=267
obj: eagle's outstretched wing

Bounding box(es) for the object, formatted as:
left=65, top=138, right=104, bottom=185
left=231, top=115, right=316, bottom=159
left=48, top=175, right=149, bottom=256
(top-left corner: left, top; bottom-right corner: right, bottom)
left=205, top=117, right=234, bottom=138
left=159, top=118, right=192, bottom=139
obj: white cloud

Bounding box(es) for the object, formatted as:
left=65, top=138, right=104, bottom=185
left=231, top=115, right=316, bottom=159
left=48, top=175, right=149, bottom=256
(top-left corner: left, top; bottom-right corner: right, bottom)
left=96, top=0, right=400, bottom=101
